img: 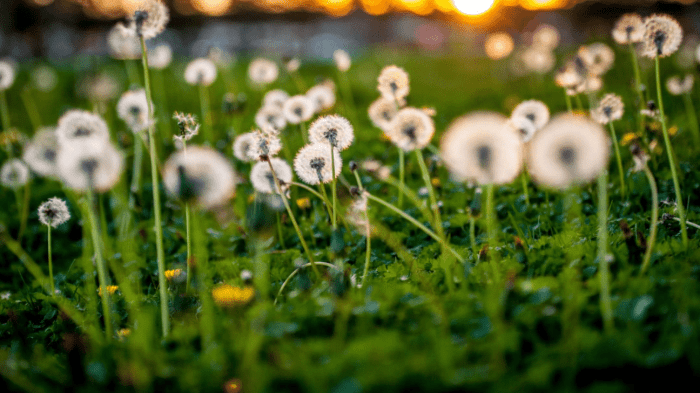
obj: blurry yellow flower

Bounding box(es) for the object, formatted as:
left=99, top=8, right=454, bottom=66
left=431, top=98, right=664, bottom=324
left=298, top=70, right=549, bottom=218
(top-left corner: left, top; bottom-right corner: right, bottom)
left=212, top=285, right=255, bottom=307
left=248, top=195, right=255, bottom=203
left=224, top=378, right=242, bottom=393
left=669, top=126, right=678, bottom=136
left=431, top=177, right=441, bottom=187
left=117, top=328, right=131, bottom=339
left=164, top=269, right=183, bottom=281
left=620, top=133, right=638, bottom=146
left=98, top=285, right=119, bottom=296
left=0, top=129, right=26, bottom=146
left=296, top=198, right=311, bottom=209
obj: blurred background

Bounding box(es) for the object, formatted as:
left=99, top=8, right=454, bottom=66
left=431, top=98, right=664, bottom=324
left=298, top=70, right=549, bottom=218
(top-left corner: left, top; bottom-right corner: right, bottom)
left=1, top=0, right=699, bottom=60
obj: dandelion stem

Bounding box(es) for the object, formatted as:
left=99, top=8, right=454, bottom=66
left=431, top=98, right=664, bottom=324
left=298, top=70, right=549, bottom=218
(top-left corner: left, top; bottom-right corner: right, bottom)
left=469, top=213, right=477, bottom=259
left=655, top=56, right=688, bottom=248
left=365, top=193, right=463, bottom=262
left=682, top=92, right=700, bottom=145
left=0, top=89, right=11, bottom=157
left=274, top=262, right=338, bottom=305
left=300, top=122, right=308, bottom=144
left=140, top=36, right=169, bottom=337
left=17, top=183, right=31, bottom=242
left=484, top=183, right=500, bottom=280
left=276, top=212, right=286, bottom=249
left=129, top=133, right=144, bottom=199
left=266, top=159, right=320, bottom=279
left=597, top=170, right=613, bottom=333
left=330, top=144, right=338, bottom=229
left=564, top=90, right=573, bottom=113
left=20, top=88, right=42, bottom=130
left=86, top=188, right=112, bottom=341
left=183, top=141, right=192, bottom=293
left=640, top=164, right=659, bottom=275
left=629, top=43, right=645, bottom=109
left=398, top=148, right=405, bottom=208
left=125, top=59, right=141, bottom=86
left=608, top=122, right=626, bottom=198
left=198, top=84, right=213, bottom=143
left=520, top=172, right=530, bottom=205
left=47, top=226, right=54, bottom=296
left=574, top=94, right=584, bottom=112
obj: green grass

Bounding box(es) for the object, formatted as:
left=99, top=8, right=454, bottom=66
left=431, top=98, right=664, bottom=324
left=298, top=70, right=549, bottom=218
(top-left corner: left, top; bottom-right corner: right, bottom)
left=1, top=42, right=700, bottom=392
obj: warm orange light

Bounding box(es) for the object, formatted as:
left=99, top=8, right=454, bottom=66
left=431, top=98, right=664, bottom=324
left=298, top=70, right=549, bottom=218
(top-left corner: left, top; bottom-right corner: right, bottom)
left=192, top=0, right=233, bottom=15
left=452, top=0, right=496, bottom=16
left=484, top=32, right=514, bottom=60
left=360, top=0, right=389, bottom=15
left=520, top=0, right=563, bottom=10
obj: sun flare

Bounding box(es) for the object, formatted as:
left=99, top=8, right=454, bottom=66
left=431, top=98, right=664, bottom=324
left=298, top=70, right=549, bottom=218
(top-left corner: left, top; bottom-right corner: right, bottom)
left=452, top=0, right=496, bottom=16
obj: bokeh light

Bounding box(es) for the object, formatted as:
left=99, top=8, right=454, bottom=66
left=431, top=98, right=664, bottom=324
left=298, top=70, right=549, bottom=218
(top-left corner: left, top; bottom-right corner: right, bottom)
left=192, top=0, right=234, bottom=16
left=484, top=32, right=515, bottom=60
left=452, top=0, right=497, bottom=16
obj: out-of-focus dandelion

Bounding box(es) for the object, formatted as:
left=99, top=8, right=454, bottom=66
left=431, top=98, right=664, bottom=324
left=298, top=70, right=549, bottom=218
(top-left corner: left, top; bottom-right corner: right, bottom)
left=484, top=32, right=514, bottom=60
left=522, top=48, right=556, bottom=74
left=57, top=141, right=124, bottom=193
left=212, top=284, right=255, bottom=308
left=247, top=129, right=282, bottom=161
left=248, top=58, right=279, bottom=86
left=208, top=47, right=235, bottom=68
left=126, top=0, right=169, bottom=40
left=0, top=61, right=16, bottom=91
left=667, top=75, right=700, bottom=143
left=251, top=158, right=292, bottom=194
left=97, top=285, right=119, bottom=297
left=163, top=146, right=236, bottom=210
left=56, top=109, right=110, bottom=147
left=377, top=65, right=410, bottom=104
left=184, top=58, right=217, bottom=86
left=511, top=100, right=550, bottom=131
left=306, top=84, right=336, bottom=114
left=164, top=269, right=185, bottom=283
left=233, top=132, right=256, bottom=162
left=286, top=58, right=300, bottom=73
left=613, top=14, right=645, bottom=44
left=86, top=74, right=120, bottom=104
left=579, top=43, right=615, bottom=76
left=308, top=115, right=354, bottom=151
left=117, top=89, right=154, bottom=133
left=255, top=105, right=286, bottom=132
left=31, top=65, right=58, bottom=92
left=1, top=159, right=30, bottom=189
left=334, top=50, right=351, bottom=72
left=172, top=112, right=199, bottom=143
left=23, top=128, right=59, bottom=178
left=294, top=143, right=342, bottom=185
left=282, top=95, right=315, bottom=126
left=38, top=197, right=70, bottom=296
left=108, top=23, right=141, bottom=60
left=368, top=97, right=398, bottom=131
left=593, top=93, right=626, bottom=196
left=263, top=89, right=289, bottom=108
left=387, top=108, right=434, bottom=152
left=508, top=116, right=537, bottom=144
left=148, top=44, right=172, bottom=70
left=532, top=24, right=560, bottom=50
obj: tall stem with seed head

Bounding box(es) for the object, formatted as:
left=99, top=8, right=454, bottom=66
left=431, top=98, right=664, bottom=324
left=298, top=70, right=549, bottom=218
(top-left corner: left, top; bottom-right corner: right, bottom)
left=608, top=122, right=626, bottom=198
left=86, top=188, right=112, bottom=341
left=640, top=164, right=659, bottom=274
left=47, top=226, right=54, bottom=296
left=330, top=144, right=337, bottom=229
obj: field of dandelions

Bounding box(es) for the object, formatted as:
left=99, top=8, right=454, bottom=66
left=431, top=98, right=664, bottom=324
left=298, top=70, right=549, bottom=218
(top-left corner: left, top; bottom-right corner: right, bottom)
left=2, top=3, right=700, bottom=392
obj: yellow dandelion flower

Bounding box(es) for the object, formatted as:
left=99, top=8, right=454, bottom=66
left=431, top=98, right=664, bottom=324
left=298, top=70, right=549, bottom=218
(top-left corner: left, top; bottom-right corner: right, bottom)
left=164, top=269, right=183, bottom=281
left=296, top=197, right=311, bottom=209
left=431, top=177, right=441, bottom=187
left=620, top=133, right=638, bottom=146
left=224, top=378, right=242, bottom=393
left=98, top=285, right=119, bottom=297
left=669, top=126, right=678, bottom=136
left=212, top=285, right=255, bottom=307
left=117, top=328, right=131, bottom=339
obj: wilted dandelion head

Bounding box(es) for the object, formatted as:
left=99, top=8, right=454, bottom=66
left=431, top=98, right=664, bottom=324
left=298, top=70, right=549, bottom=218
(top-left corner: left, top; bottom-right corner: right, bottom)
left=308, top=115, right=354, bottom=151
left=532, top=24, right=560, bottom=50
left=282, top=95, right=314, bottom=124
left=642, top=14, right=683, bottom=58
left=377, top=65, right=410, bottom=102
left=484, top=32, right=514, bottom=60
left=57, top=141, right=124, bottom=193
left=593, top=93, right=624, bottom=124
left=107, top=23, right=141, bottom=60
left=184, top=58, right=217, bottom=86
left=666, top=74, right=694, bottom=95
left=163, top=146, right=236, bottom=209
left=508, top=116, right=538, bottom=143
left=56, top=110, right=110, bottom=146
left=172, top=112, right=199, bottom=143
left=511, top=100, right=550, bottom=131
left=232, top=132, right=256, bottom=162
left=441, top=112, right=523, bottom=185
left=613, top=14, right=645, bottom=44
left=248, top=58, right=279, bottom=85
left=38, top=197, right=70, bottom=228
left=527, top=113, right=609, bottom=190
left=579, top=43, right=615, bottom=75
left=522, top=48, right=556, bottom=74
left=0, top=61, right=16, bottom=91
left=250, top=158, right=292, bottom=194
left=263, top=89, right=290, bottom=108
left=387, top=107, right=434, bottom=152
left=148, top=44, right=172, bottom=70
left=0, top=159, right=30, bottom=189
left=117, top=89, right=153, bottom=133
left=255, top=105, right=287, bottom=132
left=334, top=49, right=351, bottom=72
left=306, top=84, right=336, bottom=113
left=294, top=143, right=342, bottom=185
left=368, top=97, right=398, bottom=131
left=128, top=0, right=169, bottom=40
left=248, top=129, right=282, bottom=161
left=22, top=128, right=59, bottom=178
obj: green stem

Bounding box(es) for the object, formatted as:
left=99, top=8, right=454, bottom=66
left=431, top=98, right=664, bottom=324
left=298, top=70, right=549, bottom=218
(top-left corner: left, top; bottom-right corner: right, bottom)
left=20, top=88, right=42, bottom=130
left=185, top=202, right=192, bottom=292
left=0, top=89, right=11, bottom=133
left=469, top=214, right=477, bottom=259
left=86, top=188, right=112, bottom=341
left=276, top=212, right=286, bottom=249
left=140, top=36, right=169, bottom=337
left=682, top=93, right=700, bottom=145
left=330, top=144, right=337, bottom=229
left=398, top=148, right=405, bottom=208
left=520, top=172, right=530, bottom=205
left=564, top=90, right=573, bottom=113
left=198, top=84, right=213, bottom=143
left=300, top=122, right=308, bottom=144
left=629, top=43, right=645, bottom=109
left=130, top=133, right=144, bottom=197
left=274, top=262, right=338, bottom=305
left=640, top=165, right=659, bottom=275
left=17, top=183, right=30, bottom=242
left=125, top=59, right=141, bottom=86
left=597, top=171, right=613, bottom=333
left=360, top=209, right=371, bottom=288
left=484, top=183, right=499, bottom=280
left=608, top=122, right=626, bottom=198
left=655, top=56, right=688, bottom=248
left=47, top=226, right=54, bottom=296
left=574, top=94, right=584, bottom=112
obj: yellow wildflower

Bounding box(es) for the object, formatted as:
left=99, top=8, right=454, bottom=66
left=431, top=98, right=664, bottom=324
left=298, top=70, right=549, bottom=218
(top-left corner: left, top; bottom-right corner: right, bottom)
left=620, top=132, right=638, bottom=146
left=669, top=126, right=678, bottom=136
left=224, top=378, right=242, bottom=393
left=431, top=177, right=441, bottom=187
left=296, top=198, right=311, bottom=209
left=212, top=285, right=255, bottom=307
left=117, top=328, right=131, bottom=339
left=164, top=268, right=183, bottom=281
left=97, top=285, right=119, bottom=296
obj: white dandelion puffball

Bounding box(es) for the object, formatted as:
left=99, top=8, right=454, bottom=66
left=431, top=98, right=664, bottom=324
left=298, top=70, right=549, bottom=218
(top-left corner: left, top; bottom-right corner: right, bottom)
left=377, top=65, right=410, bottom=103
left=248, top=58, right=279, bottom=85
left=0, top=61, right=16, bottom=91
left=56, top=109, right=110, bottom=147
left=579, top=43, right=615, bottom=76
left=583, top=75, right=603, bottom=93
left=172, top=112, right=199, bottom=143
left=185, top=58, right=217, bottom=86
left=666, top=75, right=694, bottom=95
left=148, top=44, right=172, bottom=70
left=255, top=105, right=287, bottom=132
left=306, top=84, right=336, bottom=113
left=1, top=159, right=30, bottom=189
left=368, top=97, right=398, bottom=131
left=532, top=24, right=560, bottom=50
left=22, top=128, right=59, bottom=177
left=527, top=113, right=610, bottom=190
left=286, top=58, right=300, bottom=73
left=294, top=143, right=342, bottom=185
left=263, top=89, right=290, bottom=108
left=248, top=129, right=282, bottom=161
left=441, top=112, right=523, bottom=185
left=613, top=14, right=645, bottom=45
left=163, top=146, right=236, bottom=209
left=117, top=89, right=154, bottom=133
left=522, top=47, right=556, bottom=74
left=334, top=49, right=351, bottom=72
left=592, top=94, right=624, bottom=125
left=31, top=65, right=58, bottom=92
left=387, top=107, right=435, bottom=152
left=87, top=73, right=120, bottom=103
left=282, top=95, right=315, bottom=124
left=233, top=132, right=256, bottom=162
left=308, top=115, right=354, bottom=151
left=555, top=62, right=585, bottom=89
left=128, top=0, right=169, bottom=40
left=251, top=158, right=293, bottom=194
left=696, top=44, right=700, bottom=64
left=511, top=100, right=550, bottom=131
left=642, top=14, right=683, bottom=58
left=57, top=141, right=124, bottom=193
left=208, top=47, right=235, bottom=68
left=108, top=23, right=141, bottom=60
left=509, top=116, right=538, bottom=144
left=38, top=197, right=70, bottom=228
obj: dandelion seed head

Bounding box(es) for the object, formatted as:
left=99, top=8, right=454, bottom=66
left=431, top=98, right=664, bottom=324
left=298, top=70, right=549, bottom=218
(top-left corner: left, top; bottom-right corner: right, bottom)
left=262, top=89, right=290, bottom=108
left=522, top=48, right=556, bottom=74
left=184, top=58, right=217, bottom=86
left=38, top=197, right=70, bottom=228
left=579, top=43, right=615, bottom=76
left=172, top=111, right=199, bottom=143
left=532, top=24, right=560, bottom=50
left=86, top=73, right=120, bottom=103
left=31, top=65, right=58, bottom=92
left=248, top=129, right=282, bottom=161
left=286, top=57, right=300, bottom=73
left=282, top=95, right=314, bottom=125
left=22, top=128, right=59, bottom=178
left=368, top=97, right=398, bottom=131
left=666, top=74, right=694, bottom=95
left=334, top=49, right=351, bottom=72
left=248, top=58, right=279, bottom=85
left=117, top=89, right=154, bottom=133
left=613, top=13, right=645, bottom=44
left=294, top=143, right=342, bottom=185
left=511, top=100, right=550, bottom=131
left=255, top=105, right=286, bottom=133
left=377, top=65, right=410, bottom=102
left=0, top=61, right=16, bottom=91
left=108, top=23, right=141, bottom=60
left=387, top=107, right=434, bottom=152
left=128, top=0, right=169, bottom=40
left=441, top=112, right=523, bottom=185
left=56, top=110, right=110, bottom=146
left=57, top=141, right=124, bottom=193
left=250, top=158, right=292, bottom=194
left=308, top=115, right=354, bottom=151
left=642, top=14, right=683, bottom=58
left=593, top=93, right=624, bottom=124
left=148, top=44, right=172, bottom=70
left=163, top=146, right=236, bottom=209
left=232, top=132, right=256, bottom=162
left=0, top=159, right=30, bottom=189
left=554, top=62, right=585, bottom=89
left=527, top=113, right=609, bottom=190
left=508, top=116, right=538, bottom=143
left=306, top=84, right=336, bottom=113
